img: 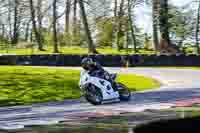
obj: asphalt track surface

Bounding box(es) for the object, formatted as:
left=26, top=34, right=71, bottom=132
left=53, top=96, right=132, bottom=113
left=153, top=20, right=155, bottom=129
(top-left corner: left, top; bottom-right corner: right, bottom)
left=0, top=67, right=200, bottom=130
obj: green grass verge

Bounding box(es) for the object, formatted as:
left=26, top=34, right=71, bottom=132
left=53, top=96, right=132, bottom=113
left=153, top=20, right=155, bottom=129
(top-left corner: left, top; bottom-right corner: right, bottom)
left=0, top=47, right=155, bottom=55
left=0, top=66, right=160, bottom=106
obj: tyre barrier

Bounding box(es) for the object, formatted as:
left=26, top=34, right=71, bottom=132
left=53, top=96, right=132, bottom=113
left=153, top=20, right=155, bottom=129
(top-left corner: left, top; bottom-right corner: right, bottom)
left=0, top=54, right=200, bottom=67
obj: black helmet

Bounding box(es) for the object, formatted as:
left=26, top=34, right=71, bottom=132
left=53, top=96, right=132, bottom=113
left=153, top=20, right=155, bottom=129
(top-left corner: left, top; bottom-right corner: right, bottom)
left=81, top=57, right=94, bottom=70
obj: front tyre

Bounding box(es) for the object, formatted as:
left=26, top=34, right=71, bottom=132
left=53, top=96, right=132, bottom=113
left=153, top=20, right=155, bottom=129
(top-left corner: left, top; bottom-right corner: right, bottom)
left=85, top=85, right=103, bottom=105
left=117, top=83, right=131, bottom=101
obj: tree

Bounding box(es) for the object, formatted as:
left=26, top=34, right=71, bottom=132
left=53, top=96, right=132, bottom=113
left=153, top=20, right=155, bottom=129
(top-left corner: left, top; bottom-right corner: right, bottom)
left=114, top=0, right=118, bottom=17
left=11, top=0, right=19, bottom=45
left=73, top=0, right=77, bottom=36
left=128, top=0, right=137, bottom=52
left=37, top=0, right=44, bottom=44
left=53, top=0, right=59, bottom=53
left=29, top=0, right=45, bottom=51
left=25, top=20, right=31, bottom=41
left=64, top=0, right=72, bottom=46
left=152, top=0, right=159, bottom=51
left=116, top=0, right=125, bottom=50
left=78, top=0, right=98, bottom=54
left=72, top=0, right=78, bottom=45
left=196, top=0, right=200, bottom=54
left=159, top=0, right=170, bottom=45
left=151, top=0, right=181, bottom=54
left=168, top=6, right=195, bottom=48
left=96, top=17, right=114, bottom=47
left=65, top=0, right=71, bottom=34
left=8, top=0, right=12, bottom=42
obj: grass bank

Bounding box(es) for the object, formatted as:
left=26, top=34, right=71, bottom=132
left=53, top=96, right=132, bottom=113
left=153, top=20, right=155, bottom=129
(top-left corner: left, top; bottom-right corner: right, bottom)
left=0, top=66, right=160, bottom=106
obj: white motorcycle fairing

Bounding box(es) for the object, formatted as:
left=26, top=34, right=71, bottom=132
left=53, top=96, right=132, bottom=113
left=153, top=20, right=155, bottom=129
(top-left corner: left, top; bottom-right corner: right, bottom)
left=79, top=71, right=120, bottom=102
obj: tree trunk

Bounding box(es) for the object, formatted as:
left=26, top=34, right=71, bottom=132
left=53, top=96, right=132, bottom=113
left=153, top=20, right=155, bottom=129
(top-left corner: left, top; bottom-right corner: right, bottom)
left=12, top=0, right=19, bottom=45
left=159, top=0, right=170, bottom=45
left=25, top=21, right=30, bottom=41
left=128, top=0, right=137, bottom=53
left=65, top=0, right=72, bottom=46
left=65, top=0, right=71, bottom=34
left=111, top=0, right=118, bottom=48
left=116, top=0, right=125, bottom=51
left=30, top=28, right=33, bottom=42
left=72, top=0, right=77, bottom=45
left=196, top=0, right=200, bottom=54
left=126, top=30, right=129, bottom=54
left=53, top=0, right=59, bottom=53
left=1, top=24, right=5, bottom=37
left=73, top=0, right=77, bottom=35
left=8, top=0, right=12, bottom=43
left=37, top=0, right=44, bottom=44
left=29, top=0, right=45, bottom=51
left=114, top=0, right=118, bottom=17
left=78, top=0, right=98, bottom=54
left=152, top=0, right=159, bottom=51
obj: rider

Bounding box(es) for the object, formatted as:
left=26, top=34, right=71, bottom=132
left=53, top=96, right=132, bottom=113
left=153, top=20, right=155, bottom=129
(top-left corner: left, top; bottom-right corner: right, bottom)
left=81, top=57, right=105, bottom=77
left=81, top=57, right=117, bottom=89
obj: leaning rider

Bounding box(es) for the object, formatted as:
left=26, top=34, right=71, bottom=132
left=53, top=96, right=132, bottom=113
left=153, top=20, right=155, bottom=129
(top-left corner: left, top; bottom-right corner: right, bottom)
left=81, top=57, right=105, bottom=77
left=81, top=57, right=117, bottom=89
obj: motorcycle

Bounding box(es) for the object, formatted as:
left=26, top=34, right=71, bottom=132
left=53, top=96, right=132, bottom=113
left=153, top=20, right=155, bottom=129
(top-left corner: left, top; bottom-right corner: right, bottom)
left=79, top=70, right=131, bottom=105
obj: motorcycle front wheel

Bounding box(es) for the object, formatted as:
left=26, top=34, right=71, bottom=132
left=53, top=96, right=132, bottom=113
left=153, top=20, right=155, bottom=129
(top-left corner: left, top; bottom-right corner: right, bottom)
left=85, top=84, right=103, bottom=105
left=117, top=83, right=131, bottom=101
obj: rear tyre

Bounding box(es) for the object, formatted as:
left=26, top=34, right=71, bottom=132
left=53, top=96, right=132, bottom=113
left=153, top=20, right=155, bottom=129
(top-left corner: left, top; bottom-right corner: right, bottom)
left=117, top=83, right=131, bottom=101
left=85, top=84, right=103, bottom=105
